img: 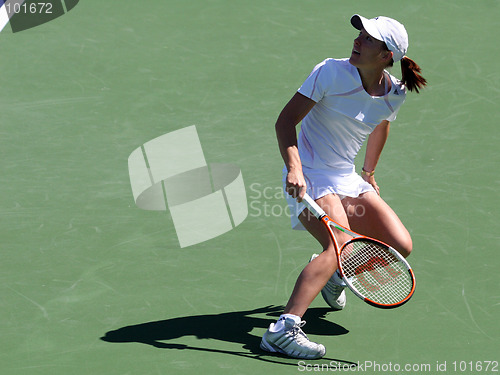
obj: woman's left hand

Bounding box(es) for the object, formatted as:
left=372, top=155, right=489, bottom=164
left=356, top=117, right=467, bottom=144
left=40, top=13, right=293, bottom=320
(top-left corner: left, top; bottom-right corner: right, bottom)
left=363, top=174, right=380, bottom=195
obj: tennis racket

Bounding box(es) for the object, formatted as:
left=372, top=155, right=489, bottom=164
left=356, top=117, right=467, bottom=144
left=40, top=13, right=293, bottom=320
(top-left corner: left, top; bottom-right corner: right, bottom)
left=301, top=193, right=415, bottom=309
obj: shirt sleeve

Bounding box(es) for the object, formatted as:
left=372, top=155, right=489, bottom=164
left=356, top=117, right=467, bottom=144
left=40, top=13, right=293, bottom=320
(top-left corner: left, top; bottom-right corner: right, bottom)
left=385, top=83, right=407, bottom=121
left=386, top=108, right=399, bottom=122
left=297, top=59, right=336, bottom=103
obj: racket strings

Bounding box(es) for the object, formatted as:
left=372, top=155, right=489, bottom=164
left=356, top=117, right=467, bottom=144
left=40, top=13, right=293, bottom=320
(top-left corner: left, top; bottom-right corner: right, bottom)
left=340, top=240, right=413, bottom=305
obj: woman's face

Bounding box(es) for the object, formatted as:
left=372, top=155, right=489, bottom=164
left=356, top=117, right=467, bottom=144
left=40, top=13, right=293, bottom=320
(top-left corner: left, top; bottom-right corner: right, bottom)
left=349, top=29, right=391, bottom=69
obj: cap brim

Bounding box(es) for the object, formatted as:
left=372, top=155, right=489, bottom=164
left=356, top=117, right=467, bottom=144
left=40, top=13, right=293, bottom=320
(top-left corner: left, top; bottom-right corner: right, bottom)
left=350, top=14, right=383, bottom=42
left=350, top=14, right=364, bottom=30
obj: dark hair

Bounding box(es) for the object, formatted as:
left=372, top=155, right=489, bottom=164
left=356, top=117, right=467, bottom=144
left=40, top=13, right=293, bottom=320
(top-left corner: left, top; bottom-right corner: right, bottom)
left=383, top=44, right=427, bottom=93
left=399, top=56, right=427, bottom=93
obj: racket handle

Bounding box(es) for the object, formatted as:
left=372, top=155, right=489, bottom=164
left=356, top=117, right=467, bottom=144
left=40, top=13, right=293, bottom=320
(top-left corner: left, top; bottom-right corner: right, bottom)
left=300, top=193, right=326, bottom=220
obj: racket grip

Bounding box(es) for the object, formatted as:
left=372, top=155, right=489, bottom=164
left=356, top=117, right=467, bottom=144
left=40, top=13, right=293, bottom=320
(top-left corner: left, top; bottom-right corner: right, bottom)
left=300, top=193, right=326, bottom=220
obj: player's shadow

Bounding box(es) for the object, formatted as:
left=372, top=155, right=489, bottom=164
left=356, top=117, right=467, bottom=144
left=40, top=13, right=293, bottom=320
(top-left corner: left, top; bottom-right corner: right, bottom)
left=101, top=305, right=352, bottom=366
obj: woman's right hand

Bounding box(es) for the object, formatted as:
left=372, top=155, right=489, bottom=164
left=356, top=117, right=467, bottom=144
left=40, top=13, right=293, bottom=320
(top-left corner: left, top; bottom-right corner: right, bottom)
left=285, top=168, right=307, bottom=201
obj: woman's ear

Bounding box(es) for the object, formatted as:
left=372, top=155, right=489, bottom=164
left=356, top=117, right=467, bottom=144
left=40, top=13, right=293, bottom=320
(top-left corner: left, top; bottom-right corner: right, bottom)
left=382, top=50, right=394, bottom=63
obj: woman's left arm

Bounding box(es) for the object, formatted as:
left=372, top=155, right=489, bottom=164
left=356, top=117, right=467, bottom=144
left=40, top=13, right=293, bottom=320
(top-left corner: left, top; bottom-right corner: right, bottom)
left=362, top=120, right=391, bottom=195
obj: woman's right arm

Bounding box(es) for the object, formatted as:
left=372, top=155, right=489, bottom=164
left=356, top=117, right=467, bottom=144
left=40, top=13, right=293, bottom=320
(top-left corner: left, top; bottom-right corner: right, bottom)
left=275, top=92, right=316, bottom=201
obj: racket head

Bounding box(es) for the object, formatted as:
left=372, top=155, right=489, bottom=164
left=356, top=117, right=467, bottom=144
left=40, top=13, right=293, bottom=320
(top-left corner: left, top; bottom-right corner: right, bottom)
left=337, top=237, right=415, bottom=308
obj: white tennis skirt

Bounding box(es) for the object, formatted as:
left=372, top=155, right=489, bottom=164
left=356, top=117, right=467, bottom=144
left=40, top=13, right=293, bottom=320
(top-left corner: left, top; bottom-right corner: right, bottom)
left=283, top=165, right=375, bottom=230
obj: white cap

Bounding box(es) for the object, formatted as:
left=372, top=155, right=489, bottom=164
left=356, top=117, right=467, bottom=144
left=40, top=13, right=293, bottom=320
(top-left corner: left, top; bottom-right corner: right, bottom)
left=351, top=14, right=408, bottom=62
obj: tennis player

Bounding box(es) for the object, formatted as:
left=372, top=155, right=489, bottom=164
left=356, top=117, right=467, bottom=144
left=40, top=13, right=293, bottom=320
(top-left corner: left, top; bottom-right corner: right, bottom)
left=260, top=15, right=426, bottom=359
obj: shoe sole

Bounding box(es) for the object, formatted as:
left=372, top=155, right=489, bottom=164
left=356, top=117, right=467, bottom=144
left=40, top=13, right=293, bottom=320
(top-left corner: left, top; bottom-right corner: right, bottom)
left=260, top=337, right=281, bottom=353
left=260, top=335, right=325, bottom=359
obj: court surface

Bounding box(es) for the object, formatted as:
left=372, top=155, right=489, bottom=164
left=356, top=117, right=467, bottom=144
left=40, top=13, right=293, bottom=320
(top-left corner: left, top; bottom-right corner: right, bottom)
left=1, top=1, right=498, bottom=374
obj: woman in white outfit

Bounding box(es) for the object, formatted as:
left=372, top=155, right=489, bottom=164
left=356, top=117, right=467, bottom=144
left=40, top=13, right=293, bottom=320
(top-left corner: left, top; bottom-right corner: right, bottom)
left=260, top=14, right=427, bottom=359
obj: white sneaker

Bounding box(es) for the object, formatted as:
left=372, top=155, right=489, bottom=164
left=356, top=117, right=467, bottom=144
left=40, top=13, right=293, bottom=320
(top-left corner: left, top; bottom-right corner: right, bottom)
left=260, top=317, right=326, bottom=359
left=310, top=254, right=346, bottom=310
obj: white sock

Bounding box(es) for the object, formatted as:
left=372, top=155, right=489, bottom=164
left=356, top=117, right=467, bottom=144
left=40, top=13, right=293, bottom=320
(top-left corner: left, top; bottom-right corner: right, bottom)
left=270, top=314, right=300, bottom=332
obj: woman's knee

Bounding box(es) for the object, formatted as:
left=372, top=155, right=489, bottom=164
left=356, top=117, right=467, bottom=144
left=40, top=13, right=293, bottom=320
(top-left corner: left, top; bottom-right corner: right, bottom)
left=394, top=233, right=413, bottom=258
left=345, top=193, right=413, bottom=257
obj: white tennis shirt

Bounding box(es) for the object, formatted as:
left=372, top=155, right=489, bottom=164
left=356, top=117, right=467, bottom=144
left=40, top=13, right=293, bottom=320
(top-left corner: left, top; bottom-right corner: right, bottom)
left=297, top=58, right=407, bottom=171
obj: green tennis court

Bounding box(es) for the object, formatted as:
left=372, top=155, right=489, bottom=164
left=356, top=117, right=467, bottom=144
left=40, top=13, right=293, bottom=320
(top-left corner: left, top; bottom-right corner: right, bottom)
left=1, top=1, right=498, bottom=374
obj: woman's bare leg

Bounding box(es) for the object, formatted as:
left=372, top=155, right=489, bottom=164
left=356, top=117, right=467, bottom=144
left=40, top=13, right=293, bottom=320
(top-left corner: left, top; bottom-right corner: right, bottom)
left=283, top=194, right=351, bottom=317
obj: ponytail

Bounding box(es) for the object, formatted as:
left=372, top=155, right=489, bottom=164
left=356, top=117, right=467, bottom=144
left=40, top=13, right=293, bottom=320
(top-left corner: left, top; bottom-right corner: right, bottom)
left=400, top=56, right=427, bottom=93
